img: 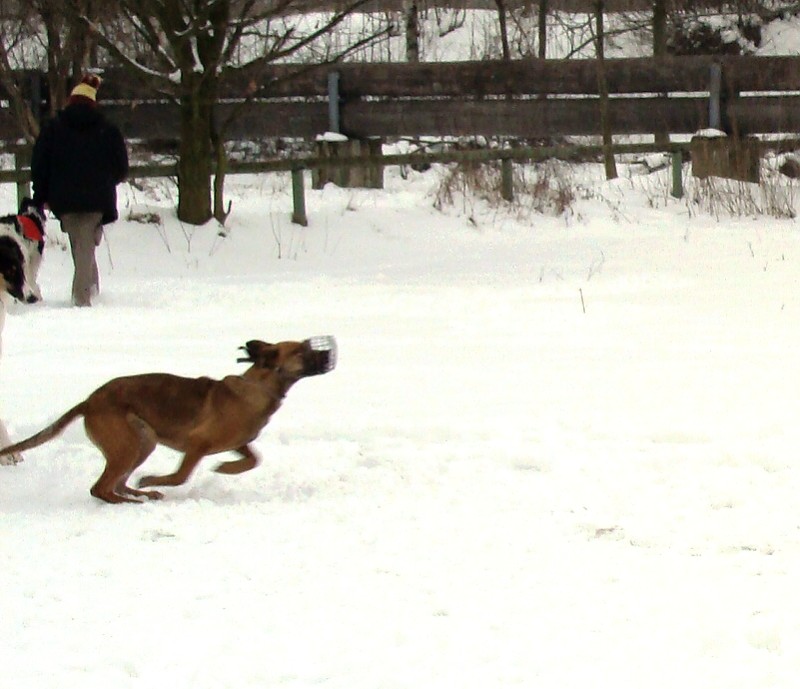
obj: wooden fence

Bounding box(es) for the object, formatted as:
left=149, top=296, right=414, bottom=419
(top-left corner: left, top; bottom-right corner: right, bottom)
left=1, top=140, right=691, bottom=226
left=2, top=54, right=800, bottom=222
left=121, top=55, right=800, bottom=140
left=2, top=55, right=800, bottom=144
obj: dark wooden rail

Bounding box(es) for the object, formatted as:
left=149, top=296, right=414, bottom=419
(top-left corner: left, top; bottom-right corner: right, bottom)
left=1, top=55, right=798, bottom=143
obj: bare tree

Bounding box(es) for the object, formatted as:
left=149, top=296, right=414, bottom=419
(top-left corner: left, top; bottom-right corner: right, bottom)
left=594, top=0, right=617, bottom=180
left=538, top=0, right=548, bottom=58
left=494, top=0, right=512, bottom=60
left=38, top=0, right=101, bottom=115
left=651, top=0, right=669, bottom=146
left=404, top=0, right=420, bottom=61
left=68, top=0, right=388, bottom=225
left=652, top=0, right=667, bottom=55
left=0, top=2, right=40, bottom=144
left=0, top=0, right=99, bottom=144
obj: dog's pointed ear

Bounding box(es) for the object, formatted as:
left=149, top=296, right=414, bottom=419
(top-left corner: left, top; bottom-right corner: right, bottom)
left=237, top=340, right=278, bottom=368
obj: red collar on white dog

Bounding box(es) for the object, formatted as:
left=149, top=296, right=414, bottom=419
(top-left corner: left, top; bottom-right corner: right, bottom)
left=17, top=215, right=43, bottom=243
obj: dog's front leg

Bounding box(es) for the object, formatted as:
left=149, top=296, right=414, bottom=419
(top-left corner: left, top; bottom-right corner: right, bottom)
left=137, top=446, right=208, bottom=488
left=214, top=445, right=260, bottom=475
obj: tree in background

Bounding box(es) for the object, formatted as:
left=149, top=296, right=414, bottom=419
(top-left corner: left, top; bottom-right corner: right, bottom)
left=1, top=0, right=795, bottom=222
left=0, top=0, right=100, bottom=143
left=494, top=0, right=512, bottom=59
left=38, top=0, right=100, bottom=115
left=404, top=0, right=420, bottom=61
left=538, top=0, right=548, bottom=58
left=652, top=0, right=667, bottom=55
left=594, top=0, right=617, bottom=180
left=0, top=1, right=40, bottom=144
left=68, top=0, right=387, bottom=225
left=651, top=0, right=669, bottom=146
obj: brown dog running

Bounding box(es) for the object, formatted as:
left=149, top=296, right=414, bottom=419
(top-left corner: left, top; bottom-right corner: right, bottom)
left=0, top=337, right=336, bottom=503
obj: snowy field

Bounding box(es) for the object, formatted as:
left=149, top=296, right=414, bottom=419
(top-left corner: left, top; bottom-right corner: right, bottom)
left=2, top=158, right=800, bottom=688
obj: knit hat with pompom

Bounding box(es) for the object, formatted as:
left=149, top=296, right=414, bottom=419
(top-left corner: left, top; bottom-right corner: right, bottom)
left=68, top=74, right=102, bottom=106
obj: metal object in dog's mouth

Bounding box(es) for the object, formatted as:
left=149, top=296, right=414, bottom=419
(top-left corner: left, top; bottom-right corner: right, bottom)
left=303, top=335, right=337, bottom=376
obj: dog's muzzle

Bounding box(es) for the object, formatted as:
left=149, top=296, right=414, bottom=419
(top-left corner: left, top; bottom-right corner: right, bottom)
left=303, top=336, right=337, bottom=376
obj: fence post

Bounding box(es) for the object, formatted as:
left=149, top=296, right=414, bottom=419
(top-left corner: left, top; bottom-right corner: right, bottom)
left=709, top=62, right=722, bottom=130
left=312, top=137, right=384, bottom=190
left=671, top=149, right=683, bottom=198
left=291, top=167, right=308, bottom=226
left=501, top=158, right=514, bottom=202
left=328, top=71, right=341, bottom=134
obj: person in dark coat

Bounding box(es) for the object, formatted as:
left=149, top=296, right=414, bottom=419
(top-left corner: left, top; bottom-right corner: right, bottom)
left=31, top=73, right=129, bottom=306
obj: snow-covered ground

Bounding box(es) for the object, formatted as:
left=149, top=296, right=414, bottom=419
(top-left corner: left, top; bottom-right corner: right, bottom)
left=2, top=157, right=800, bottom=687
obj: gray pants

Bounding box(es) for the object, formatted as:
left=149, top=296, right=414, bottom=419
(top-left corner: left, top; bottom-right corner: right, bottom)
left=61, top=212, right=102, bottom=307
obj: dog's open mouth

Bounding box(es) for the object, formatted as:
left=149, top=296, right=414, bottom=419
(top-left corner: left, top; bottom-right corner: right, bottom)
left=303, top=335, right=337, bottom=376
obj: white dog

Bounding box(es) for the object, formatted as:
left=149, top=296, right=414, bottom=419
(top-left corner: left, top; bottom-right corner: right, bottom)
left=3, top=197, right=46, bottom=301
left=0, top=201, right=44, bottom=465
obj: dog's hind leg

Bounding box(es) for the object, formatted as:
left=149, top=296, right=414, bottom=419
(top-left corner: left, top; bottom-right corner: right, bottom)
left=214, top=444, right=260, bottom=475
left=116, top=415, right=163, bottom=500
left=91, top=466, right=140, bottom=503
left=85, top=414, right=155, bottom=503
left=137, top=445, right=209, bottom=489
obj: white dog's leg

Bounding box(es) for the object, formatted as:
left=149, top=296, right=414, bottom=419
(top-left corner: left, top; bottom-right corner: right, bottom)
left=0, top=296, right=20, bottom=464
left=0, top=418, right=22, bottom=465
left=26, top=249, right=43, bottom=302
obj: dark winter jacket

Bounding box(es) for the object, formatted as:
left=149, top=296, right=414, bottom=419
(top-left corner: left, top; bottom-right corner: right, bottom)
left=31, top=104, right=129, bottom=225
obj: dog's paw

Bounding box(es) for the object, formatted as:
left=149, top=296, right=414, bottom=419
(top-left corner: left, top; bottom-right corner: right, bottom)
left=137, top=475, right=156, bottom=488
left=0, top=452, right=23, bottom=466
left=128, top=479, right=165, bottom=497
left=214, top=457, right=258, bottom=475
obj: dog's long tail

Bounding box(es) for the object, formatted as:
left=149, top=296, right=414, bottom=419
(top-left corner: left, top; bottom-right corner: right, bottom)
left=0, top=402, right=86, bottom=456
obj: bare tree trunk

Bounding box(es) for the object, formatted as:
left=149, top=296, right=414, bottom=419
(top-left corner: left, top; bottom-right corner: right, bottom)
left=652, top=0, right=669, bottom=146
left=211, top=128, right=231, bottom=225
left=39, top=3, right=66, bottom=117
left=41, top=0, right=100, bottom=114
left=404, top=0, right=420, bottom=62
left=495, top=0, right=511, bottom=60
left=595, top=0, right=617, bottom=180
left=538, top=0, right=547, bottom=59
left=495, top=0, right=514, bottom=200
left=652, top=0, right=667, bottom=56
left=0, top=39, right=38, bottom=142
left=178, top=75, right=215, bottom=225
left=67, top=0, right=92, bottom=81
